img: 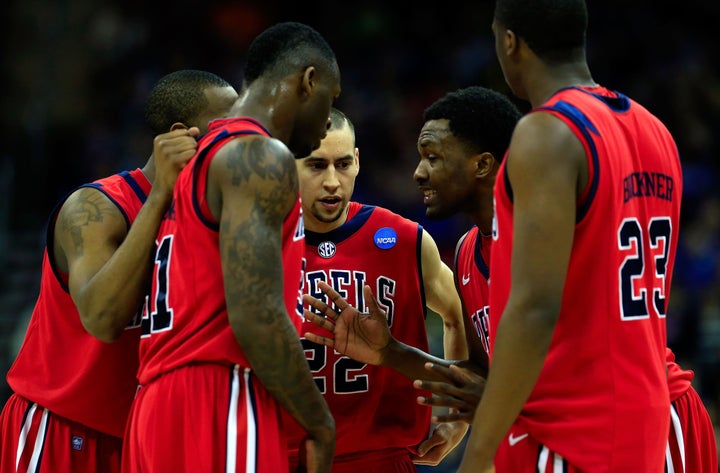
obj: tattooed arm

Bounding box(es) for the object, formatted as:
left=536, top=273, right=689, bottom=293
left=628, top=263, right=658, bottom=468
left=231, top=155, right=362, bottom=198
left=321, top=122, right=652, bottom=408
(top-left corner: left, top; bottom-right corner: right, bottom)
left=56, top=128, right=199, bottom=342
left=208, top=135, right=335, bottom=469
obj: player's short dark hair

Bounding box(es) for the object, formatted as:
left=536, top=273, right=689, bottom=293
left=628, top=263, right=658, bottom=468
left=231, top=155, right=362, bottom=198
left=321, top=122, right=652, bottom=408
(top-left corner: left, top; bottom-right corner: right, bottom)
left=423, top=86, right=521, bottom=162
left=243, top=22, right=337, bottom=86
left=495, top=0, right=588, bottom=63
left=329, top=107, right=355, bottom=144
left=145, top=69, right=231, bottom=135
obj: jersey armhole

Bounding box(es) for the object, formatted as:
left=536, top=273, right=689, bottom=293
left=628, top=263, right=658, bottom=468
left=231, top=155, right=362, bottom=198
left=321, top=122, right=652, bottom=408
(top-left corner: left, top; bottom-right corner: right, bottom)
left=535, top=105, right=600, bottom=223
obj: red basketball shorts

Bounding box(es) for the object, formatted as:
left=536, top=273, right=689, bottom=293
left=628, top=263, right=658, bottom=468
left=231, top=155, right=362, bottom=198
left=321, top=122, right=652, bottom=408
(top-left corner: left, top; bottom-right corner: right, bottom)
left=121, top=363, right=288, bottom=473
left=494, top=425, right=582, bottom=473
left=666, top=385, right=718, bottom=473
left=0, top=393, right=122, bottom=473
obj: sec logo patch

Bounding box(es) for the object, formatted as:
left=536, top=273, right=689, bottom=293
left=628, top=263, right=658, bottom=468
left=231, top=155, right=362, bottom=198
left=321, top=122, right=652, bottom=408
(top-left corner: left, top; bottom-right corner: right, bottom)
left=317, top=241, right=336, bottom=258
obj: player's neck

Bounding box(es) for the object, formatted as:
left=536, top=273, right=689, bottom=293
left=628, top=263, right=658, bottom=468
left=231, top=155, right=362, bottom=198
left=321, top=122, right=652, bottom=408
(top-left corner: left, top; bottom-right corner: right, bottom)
left=305, top=206, right=350, bottom=234
left=141, top=156, right=156, bottom=184
left=527, top=62, right=595, bottom=107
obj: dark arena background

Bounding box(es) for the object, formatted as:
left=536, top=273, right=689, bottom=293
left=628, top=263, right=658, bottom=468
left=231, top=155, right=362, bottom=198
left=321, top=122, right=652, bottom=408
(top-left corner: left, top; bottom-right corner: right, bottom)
left=1, top=1, right=718, bottom=469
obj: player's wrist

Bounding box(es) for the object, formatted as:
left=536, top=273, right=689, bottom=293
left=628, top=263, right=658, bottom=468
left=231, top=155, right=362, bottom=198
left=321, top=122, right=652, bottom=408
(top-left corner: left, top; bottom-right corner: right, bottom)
left=381, top=337, right=407, bottom=367
left=146, top=186, right=174, bottom=207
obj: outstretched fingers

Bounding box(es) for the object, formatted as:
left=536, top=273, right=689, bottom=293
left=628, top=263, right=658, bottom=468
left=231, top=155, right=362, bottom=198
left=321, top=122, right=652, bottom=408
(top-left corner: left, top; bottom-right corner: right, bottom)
left=302, top=292, right=339, bottom=321
left=317, top=281, right=353, bottom=315
left=363, top=284, right=383, bottom=316
left=303, top=310, right=336, bottom=332
left=304, top=330, right=336, bottom=349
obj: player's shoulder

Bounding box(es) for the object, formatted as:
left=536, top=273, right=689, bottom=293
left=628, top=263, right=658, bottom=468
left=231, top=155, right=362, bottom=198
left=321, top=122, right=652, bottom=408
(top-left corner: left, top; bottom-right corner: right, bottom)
left=59, top=179, right=121, bottom=216
left=210, top=135, right=296, bottom=185
left=365, top=204, right=420, bottom=228
left=455, top=227, right=475, bottom=255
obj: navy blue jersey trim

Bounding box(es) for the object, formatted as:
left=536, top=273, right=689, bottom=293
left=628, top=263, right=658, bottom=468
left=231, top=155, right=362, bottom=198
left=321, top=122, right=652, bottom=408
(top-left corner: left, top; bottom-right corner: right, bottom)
left=119, top=170, right=148, bottom=204
left=304, top=205, right=376, bottom=246
left=453, top=230, right=471, bottom=286
left=548, top=86, right=631, bottom=113
left=474, top=232, right=490, bottom=280
left=503, top=163, right=514, bottom=203
left=191, top=128, right=264, bottom=231
left=416, top=226, right=428, bottom=320
left=537, top=100, right=601, bottom=223
left=572, top=86, right=631, bottom=112
left=82, top=183, right=133, bottom=228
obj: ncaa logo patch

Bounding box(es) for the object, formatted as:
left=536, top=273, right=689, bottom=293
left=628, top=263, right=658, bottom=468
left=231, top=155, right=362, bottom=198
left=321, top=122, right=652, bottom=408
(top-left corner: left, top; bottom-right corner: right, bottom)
left=317, top=241, right=336, bottom=258
left=71, top=435, right=84, bottom=451
left=374, top=227, right=397, bottom=250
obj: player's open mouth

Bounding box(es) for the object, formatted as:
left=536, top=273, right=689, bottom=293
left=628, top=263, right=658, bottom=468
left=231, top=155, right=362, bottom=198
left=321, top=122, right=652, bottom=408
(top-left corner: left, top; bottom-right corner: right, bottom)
left=320, top=197, right=341, bottom=209
left=422, top=189, right=437, bottom=204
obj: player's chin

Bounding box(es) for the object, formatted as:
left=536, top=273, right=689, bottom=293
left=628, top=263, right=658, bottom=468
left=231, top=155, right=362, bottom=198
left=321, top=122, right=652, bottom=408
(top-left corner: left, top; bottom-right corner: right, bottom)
left=424, top=206, right=445, bottom=221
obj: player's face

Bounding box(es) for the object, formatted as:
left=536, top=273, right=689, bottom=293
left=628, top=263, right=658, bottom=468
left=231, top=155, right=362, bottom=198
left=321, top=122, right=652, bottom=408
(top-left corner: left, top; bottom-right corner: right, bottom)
left=297, top=124, right=359, bottom=232
left=290, top=68, right=342, bottom=159
left=195, top=86, right=239, bottom=133
left=414, top=119, right=478, bottom=220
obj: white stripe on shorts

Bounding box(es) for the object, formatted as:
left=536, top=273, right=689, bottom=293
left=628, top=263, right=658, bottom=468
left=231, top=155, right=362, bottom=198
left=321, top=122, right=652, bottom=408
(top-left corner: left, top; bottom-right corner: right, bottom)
left=231, top=366, right=257, bottom=473
left=16, top=403, right=49, bottom=473
left=538, top=445, right=566, bottom=473
left=243, top=367, right=257, bottom=473
left=665, top=402, right=685, bottom=473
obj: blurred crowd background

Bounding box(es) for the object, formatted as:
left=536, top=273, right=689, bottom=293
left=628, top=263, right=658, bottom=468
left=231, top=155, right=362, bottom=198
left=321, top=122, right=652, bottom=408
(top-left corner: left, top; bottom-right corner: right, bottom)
left=1, top=0, right=718, bottom=469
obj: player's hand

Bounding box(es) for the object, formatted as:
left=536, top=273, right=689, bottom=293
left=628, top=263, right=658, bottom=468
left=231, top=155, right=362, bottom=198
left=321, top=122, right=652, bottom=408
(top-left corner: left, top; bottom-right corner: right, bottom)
left=296, top=434, right=335, bottom=473
left=411, top=421, right=468, bottom=466
left=303, top=281, right=392, bottom=366
left=414, top=363, right=485, bottom=423
left=151, top=127, right=200, bottom=199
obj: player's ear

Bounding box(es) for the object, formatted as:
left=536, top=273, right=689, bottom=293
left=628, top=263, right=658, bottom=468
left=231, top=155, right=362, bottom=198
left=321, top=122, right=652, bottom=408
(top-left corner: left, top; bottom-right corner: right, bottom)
left=170, top=122, right=188, bottom=131
left=475, top=152, right=497, bottom=178
left=354, top=147, right=360, bottom=173
left=503, top=28, right=519, bottom=58
left=300, top=66, right=317, bottom=97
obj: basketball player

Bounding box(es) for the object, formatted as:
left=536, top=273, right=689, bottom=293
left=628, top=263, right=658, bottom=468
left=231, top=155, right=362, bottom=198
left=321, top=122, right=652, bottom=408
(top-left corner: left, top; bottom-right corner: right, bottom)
left=460, top=0, right=683, bottom=470
left=306, top=85, right=718, bottom=471
left=121, top=22, right=340, bottom=473
left=284, top=107, right=468, bottom=471
left=0, top=70, right=238, bottom=473
left=301, top=86, right=521, bottom=432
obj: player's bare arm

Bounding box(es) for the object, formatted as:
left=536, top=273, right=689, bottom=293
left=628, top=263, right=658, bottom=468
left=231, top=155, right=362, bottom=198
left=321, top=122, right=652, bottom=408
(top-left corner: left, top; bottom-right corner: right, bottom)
left=59, top=127, right=200, bottom=342
left=458, top=113, right=585, bottom=471
left=306, top=281, right=463, bottom=382
left=213, top=136, right=334, bottom=467
left=412, top=229, right=469, bottom=464
left=420, top=229, right=468, bottom=360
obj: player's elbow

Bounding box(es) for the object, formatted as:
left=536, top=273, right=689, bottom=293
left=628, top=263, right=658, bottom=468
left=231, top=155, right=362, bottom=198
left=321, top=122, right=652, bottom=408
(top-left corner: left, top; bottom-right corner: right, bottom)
left=78, top=308, right=126, bottom=343
left=521, top=296, right=562, bottom=333
left=442, top=314, right=465, bottom=333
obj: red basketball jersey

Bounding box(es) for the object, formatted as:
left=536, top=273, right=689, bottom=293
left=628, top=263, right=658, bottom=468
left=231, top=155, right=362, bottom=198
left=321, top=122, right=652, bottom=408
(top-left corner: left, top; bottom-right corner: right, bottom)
left=454, top=226, right=492, bottom=356
left=136, top=117, right=305, bottom=385
left=6, top=169, right=149, bottom=437
left=285, top=202, right=430, bottom=464
left=490, top=86, right=681, bottom=471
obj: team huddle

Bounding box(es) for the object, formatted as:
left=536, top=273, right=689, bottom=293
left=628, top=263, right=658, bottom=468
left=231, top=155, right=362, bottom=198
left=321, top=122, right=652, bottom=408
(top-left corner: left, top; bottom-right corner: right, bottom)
left=1, top=1, right=718, bottom=472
